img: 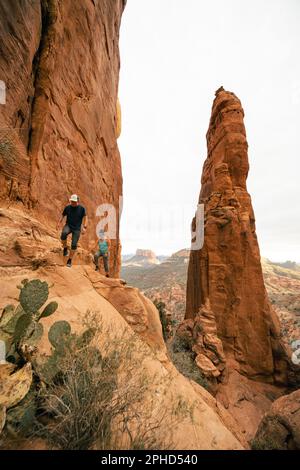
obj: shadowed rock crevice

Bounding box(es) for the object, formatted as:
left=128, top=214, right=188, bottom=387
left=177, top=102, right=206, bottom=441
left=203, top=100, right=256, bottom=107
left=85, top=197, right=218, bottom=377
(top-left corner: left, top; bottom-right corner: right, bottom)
left=28, top=0, right=58, bottom=206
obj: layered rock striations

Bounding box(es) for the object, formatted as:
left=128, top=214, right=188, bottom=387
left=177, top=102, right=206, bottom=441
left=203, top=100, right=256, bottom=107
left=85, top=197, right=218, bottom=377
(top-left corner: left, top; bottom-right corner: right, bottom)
left=184, top=87, right=293, bottom=385
left=0, top=0, right=126, bottom=276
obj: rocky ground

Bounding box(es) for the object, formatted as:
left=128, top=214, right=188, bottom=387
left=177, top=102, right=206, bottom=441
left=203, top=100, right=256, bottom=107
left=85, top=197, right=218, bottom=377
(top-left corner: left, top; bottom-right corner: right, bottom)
left=262, top=258, right=300, bottom=347
left=121, top=251, right=300, bottom=445
left=0, top=262, right=246, bottom=450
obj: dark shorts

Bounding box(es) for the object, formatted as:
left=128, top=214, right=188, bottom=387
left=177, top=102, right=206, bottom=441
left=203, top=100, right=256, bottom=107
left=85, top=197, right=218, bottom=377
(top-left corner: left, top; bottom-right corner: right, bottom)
left=60, top=224, right=81, bottom=250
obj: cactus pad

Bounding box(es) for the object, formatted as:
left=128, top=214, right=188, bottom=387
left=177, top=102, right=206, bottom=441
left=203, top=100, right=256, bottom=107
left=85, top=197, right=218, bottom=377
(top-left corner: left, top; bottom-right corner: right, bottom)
left=13, top=314, right=32, bottom=344
left=0, top=405, right=6, bottom=434
left=19, top=279, right=49, bottom=314
left=23, top=322, right=44, bottom=346
left=0, top=305, right=15, bottom=329
left=6, top=388, right=36, bottom=435
left=39, top=301, right=58, bottom=319
left=0, top=362, right=32, bottom=408
left=48, top=321, right=71, bottom=349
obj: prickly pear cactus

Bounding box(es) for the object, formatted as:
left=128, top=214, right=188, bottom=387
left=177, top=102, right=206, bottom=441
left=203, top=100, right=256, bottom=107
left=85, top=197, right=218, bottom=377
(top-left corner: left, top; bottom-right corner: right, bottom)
left=0, top=304, right=24, bottom=338
left=48, top=321, right=71, bottom=350
left=33, top=321, right=72, bottom=384
left=22, top=321, right=44, bottom=347
left=0, top=279, right=59, bottom=364
left=0, top=279, right=61, bottom=435
left=3, top=305, right=25, bottom=335
left=35, top=323, right=96, bottom=384
left=0, top=305, right=15, bottom=328
left=0, top=363, right=33, bottom=435
left=13, top=314, right=32, bottom=345
left=39, top=301, right=58, bottom=320
left=0, top=405, right=6, bottom=434
left=19, top=279, right=49, bottom=315
left=4, top=344, right=19, bottom=364
left=5, top=387, right=36, bottom=436
left=0, top=305, right=25, bottom=361
left=0, top=362, right=15, bottom=380
left=0, top=362, right=32, bottom=408
left=0, top=340, right=5, bottom=364
left=35, top=351, right=62, bottom=385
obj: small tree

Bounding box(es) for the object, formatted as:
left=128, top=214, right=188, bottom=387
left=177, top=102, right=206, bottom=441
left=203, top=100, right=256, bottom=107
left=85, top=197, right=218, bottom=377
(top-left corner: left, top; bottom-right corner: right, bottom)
left=153, top=299, right=170, bottom=341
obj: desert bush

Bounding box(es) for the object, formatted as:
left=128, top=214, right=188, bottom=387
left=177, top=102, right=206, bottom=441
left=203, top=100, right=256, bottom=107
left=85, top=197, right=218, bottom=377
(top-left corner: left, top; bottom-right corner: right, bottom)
left=153, top=299, right=169, bottom=340
left=168, top=335, right=209, bottom=390
left=250, top=435, right=283, bottom=450
left=250, top=416, right=290, bottom=450
left=1, top=280, right=195, bottom=451
left=0, top=278, right=58, bottom=365
left=32, top=312, right=190, bottom=450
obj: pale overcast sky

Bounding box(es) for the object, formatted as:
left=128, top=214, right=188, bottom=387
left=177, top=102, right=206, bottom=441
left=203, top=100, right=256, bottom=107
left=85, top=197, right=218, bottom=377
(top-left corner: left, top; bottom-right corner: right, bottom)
left=118, top=0, right=300, bottom=261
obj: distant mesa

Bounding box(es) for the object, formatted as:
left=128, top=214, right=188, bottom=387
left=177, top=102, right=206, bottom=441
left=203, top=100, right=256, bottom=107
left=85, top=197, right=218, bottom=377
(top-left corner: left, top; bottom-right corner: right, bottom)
left=122, top=248, right=191, bottom=268
left=265, top=259, right=300, bottom=272
left=170, top=249, right=190, bottom=259
left=122, top=249, right=160, bottom=267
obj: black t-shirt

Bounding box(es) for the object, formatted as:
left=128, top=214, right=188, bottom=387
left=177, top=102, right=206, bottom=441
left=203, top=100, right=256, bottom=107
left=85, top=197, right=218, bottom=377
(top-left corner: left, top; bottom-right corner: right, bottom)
left=62, top=205, right=86, bottom=230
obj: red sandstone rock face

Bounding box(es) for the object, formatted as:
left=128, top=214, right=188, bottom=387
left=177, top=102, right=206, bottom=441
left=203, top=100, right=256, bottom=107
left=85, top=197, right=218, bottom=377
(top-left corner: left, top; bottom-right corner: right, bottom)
left=178, top=299, right=227, bottom=386
left=253, top=389, right=300, bottom=449
left=184, top=87, right=296, bottom=385
left=0, top=0, right=126, bottom=276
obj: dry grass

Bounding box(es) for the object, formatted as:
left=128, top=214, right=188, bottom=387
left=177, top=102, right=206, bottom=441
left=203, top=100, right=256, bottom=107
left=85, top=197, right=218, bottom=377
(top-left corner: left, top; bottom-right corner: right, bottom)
left=29, top=312, right=191, bottom=450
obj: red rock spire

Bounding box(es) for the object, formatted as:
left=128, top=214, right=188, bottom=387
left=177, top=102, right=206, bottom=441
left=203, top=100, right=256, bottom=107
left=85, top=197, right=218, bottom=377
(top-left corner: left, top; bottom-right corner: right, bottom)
left=184, top=88, right=290, bottom=384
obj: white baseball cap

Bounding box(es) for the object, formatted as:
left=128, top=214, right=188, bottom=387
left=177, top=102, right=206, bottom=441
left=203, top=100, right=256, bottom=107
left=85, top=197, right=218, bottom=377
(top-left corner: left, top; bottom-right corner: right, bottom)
left=69, top=194, right=79, bottom=202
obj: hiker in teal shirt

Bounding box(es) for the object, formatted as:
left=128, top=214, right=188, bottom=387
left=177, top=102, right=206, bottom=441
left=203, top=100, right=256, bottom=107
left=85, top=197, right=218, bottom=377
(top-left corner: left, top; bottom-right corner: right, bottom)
left=93, top=230, right=110, bottom=277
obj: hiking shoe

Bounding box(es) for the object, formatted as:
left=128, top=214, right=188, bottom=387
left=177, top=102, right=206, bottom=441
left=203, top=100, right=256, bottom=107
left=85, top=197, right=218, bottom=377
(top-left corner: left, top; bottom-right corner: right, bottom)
left=63, top=247, right=68, bottom=257
left=95, top=266, right=99, bottom=271
left=66, top=258, right=72, bottom=268
left=105, top=273, right=109, bottom=278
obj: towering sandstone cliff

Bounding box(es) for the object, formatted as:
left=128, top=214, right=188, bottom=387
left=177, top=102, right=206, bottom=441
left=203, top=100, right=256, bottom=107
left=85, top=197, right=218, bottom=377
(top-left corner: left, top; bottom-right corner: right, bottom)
left=0, top=0, right=125, bottom=276
left=0, top=4, right=249, bottom=449
left=184, top=87, right=294, bottom=386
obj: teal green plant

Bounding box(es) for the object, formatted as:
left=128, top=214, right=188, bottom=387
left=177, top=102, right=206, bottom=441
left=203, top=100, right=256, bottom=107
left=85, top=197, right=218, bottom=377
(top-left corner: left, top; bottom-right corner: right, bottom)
left=5, top=387, right=37, bottom=436
left=48, top=320, right=71, bottom=351
left=0, top=279, right=58, bottom=362
left=36, top=321, right=96, bottom=384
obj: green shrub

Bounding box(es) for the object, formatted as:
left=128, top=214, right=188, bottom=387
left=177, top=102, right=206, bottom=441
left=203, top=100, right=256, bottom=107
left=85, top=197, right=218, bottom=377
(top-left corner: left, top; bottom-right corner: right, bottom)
left=168, top=335, right=209, bottom=390
left=153, top=299, right=170, bottom=341
left=250, top=435, right=283, bottom=450
left=33, top=313, right=184, bottom=450
left=0, top=279, right=58, bottom=364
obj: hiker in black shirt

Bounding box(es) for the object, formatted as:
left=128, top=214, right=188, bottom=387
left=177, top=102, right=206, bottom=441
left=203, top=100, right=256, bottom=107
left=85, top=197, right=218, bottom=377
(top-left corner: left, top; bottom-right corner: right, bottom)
left=56, top=194, right=88, bottom=268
